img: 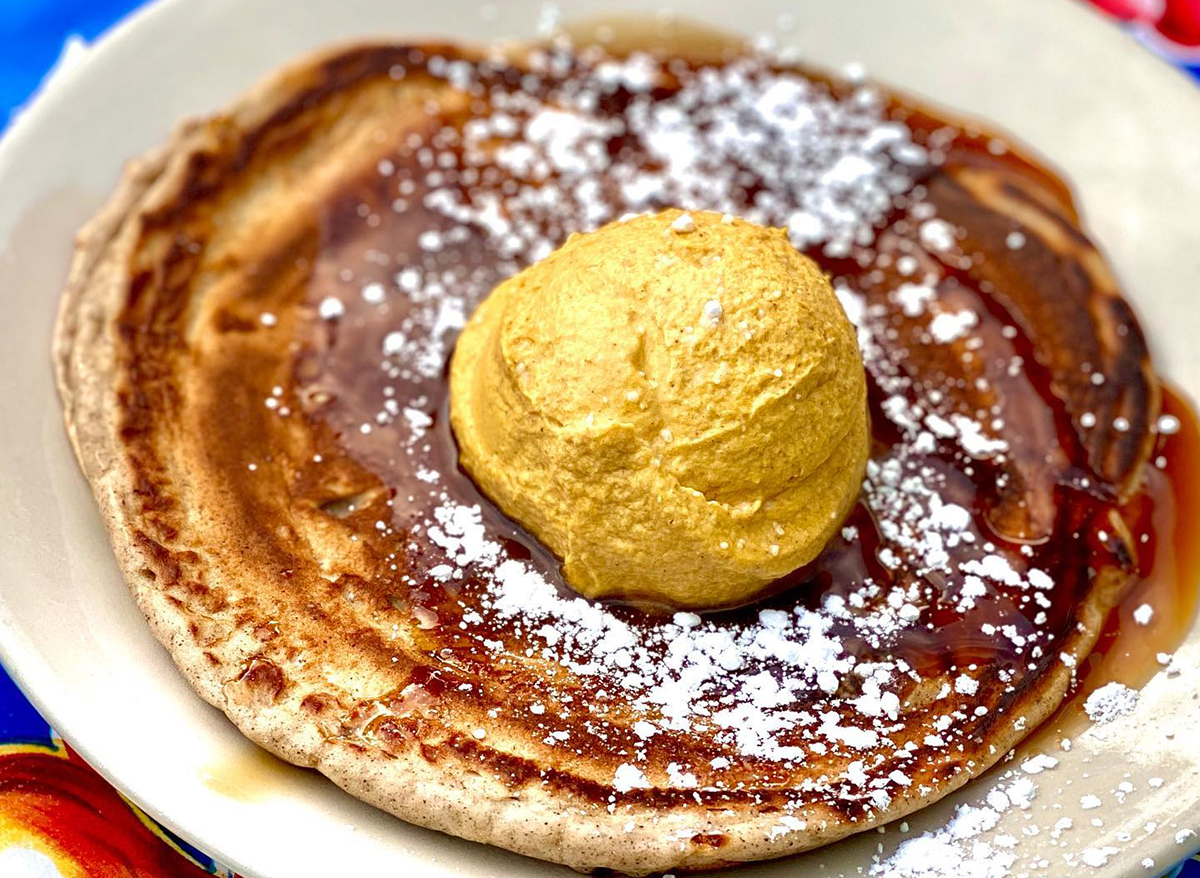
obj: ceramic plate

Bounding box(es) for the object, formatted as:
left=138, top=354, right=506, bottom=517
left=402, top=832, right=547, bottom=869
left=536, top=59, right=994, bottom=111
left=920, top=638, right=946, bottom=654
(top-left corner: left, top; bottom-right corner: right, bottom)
left=0, top=1, right=1198, bottom=875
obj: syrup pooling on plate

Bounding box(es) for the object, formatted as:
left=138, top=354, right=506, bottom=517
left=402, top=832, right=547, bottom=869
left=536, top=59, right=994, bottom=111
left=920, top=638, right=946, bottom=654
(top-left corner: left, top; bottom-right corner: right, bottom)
left=267, top=44, right=1155, bottom=804
left=1022, top=385, right=1200, bottom=746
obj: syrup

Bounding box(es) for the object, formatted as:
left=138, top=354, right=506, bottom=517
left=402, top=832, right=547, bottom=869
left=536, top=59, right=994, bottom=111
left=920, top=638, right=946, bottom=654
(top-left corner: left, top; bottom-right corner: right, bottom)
left=1025, top=384, right=1200, bottom=746
left=199, top=744, right=301, bottom=804
left=132, top=34, right=1200, bottom=783
left=298, top=41, right=1181, bottom=702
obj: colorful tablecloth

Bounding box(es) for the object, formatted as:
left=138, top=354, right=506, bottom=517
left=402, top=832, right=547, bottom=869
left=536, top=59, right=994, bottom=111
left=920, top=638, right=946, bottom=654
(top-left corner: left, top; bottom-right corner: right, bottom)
left=1, top=1, right=1197, bottom=875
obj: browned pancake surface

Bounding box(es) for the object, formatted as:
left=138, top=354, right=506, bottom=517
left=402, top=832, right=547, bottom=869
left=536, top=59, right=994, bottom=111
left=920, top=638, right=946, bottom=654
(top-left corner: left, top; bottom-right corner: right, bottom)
left=55, top=42, right=1158, bottom=874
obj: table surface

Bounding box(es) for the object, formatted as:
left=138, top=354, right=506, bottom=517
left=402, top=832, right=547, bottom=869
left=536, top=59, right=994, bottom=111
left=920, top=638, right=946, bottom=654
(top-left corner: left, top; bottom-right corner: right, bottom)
left=0, top=1, right=1198, bottom=876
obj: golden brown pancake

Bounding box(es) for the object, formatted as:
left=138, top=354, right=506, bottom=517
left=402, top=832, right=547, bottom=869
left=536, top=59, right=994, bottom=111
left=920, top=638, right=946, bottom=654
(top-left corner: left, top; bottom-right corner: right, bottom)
left=54, top=41, right=1159, bottom=874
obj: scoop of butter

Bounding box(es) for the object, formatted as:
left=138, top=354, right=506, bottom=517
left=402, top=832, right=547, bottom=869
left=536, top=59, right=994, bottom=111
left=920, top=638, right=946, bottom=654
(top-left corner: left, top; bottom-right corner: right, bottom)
left=449, top=209, right=869, bottom=609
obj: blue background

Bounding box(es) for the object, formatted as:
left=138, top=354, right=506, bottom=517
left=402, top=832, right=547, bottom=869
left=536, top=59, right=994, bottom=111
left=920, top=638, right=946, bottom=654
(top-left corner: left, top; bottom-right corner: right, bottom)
left=1, top=0, right=142, bottom=121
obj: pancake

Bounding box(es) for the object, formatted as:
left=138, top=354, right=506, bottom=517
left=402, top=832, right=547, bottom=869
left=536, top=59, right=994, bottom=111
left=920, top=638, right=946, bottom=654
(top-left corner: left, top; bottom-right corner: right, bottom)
left=54, top=40, right=1159, bottom=874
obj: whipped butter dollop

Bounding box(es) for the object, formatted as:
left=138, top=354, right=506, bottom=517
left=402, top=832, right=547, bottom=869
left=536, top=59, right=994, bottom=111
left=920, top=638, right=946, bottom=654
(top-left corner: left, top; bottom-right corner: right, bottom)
left=449, top=209, right=869, bottom=608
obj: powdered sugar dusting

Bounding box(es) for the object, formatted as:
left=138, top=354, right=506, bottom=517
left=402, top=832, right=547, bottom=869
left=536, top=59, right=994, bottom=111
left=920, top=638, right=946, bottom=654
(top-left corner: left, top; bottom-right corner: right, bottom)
left=871, top=774, right=1036, bottom=878
left=1083, top=682, right=1139, bottom=726
left=293, top=39, right=1157, bottom=834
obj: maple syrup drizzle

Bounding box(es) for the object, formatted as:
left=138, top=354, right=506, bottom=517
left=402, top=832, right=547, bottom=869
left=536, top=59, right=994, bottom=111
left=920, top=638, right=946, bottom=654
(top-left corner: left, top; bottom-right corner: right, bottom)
left=199, top=745, right=300, bottom=804
left=1027, top=384, right=1200, bottom=745
left=273, top=35, right=1198, bottom=753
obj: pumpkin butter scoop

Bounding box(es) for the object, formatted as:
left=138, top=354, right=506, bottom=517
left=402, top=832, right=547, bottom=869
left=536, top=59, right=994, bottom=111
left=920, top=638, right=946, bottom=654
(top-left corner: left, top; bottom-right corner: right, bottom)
left=450, top=209, right=869, bottom=609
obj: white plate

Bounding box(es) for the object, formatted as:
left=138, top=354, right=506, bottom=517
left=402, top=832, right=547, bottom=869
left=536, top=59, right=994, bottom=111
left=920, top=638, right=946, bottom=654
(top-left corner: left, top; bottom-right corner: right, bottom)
left=1, top=1, right=1198, bottom=876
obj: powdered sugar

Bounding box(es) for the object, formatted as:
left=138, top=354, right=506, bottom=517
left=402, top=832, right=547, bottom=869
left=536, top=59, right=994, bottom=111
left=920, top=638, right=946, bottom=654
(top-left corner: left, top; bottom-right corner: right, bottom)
left=378, top=35, right=1080, bottom=761
left=918, top=218, right=957, bottom=252
left=893, top=282, right=936, bottom=318
left=318, top=296, right=346, bottom=320
left=435, top=510, right=873, bottom=760
left=1083, top=683, right=1140, bottom=726
left=613, top=763, right=650, bottom=792
left=301, top=41, right=1153, bottom=826
left=871, top=775, right=1036, bottom=878
left=928, top=309, right=978, bottom=344
left=669, top=212, right=696, bottom=233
